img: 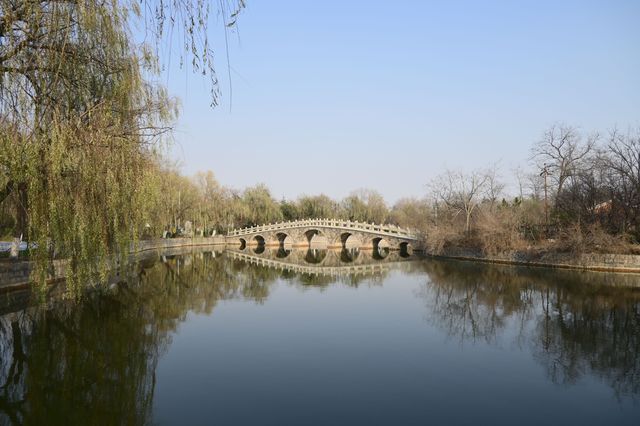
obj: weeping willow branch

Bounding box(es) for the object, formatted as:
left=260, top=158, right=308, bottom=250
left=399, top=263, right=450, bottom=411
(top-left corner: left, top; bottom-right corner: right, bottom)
left=0, top=0, right=246, bottom=295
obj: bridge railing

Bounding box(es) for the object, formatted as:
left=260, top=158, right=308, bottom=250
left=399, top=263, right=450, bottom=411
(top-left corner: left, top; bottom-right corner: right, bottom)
left=228, top=250, right=396, bottom=276
left=227, top=218, right=417, bottom=239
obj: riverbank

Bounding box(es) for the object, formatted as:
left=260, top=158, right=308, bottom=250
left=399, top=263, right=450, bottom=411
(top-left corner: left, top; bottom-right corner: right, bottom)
left=424, top=247, right=640, bottom=274
left=0, top=237, right=226, bottom=292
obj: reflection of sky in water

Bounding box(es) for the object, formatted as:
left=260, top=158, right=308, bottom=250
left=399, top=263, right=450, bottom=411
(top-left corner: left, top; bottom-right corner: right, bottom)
left=155, top=263, right=640, bottom=425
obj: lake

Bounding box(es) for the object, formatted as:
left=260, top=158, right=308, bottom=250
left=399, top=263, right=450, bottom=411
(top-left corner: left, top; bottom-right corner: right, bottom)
left=1, top=247, right=639, bottom=425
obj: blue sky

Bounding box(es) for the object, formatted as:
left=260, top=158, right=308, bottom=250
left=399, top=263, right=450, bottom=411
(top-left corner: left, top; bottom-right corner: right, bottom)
left=165, top=0, right=639, bottom=203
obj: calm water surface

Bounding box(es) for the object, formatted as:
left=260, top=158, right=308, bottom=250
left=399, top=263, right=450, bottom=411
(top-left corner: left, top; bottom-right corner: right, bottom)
left=1, top=247, right=639, bottom=425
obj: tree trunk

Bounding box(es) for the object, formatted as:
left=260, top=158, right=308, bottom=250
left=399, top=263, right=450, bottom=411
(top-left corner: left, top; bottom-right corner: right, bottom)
left=15, top=182, right=28, bottom=241
left=0, top=181, right=13, bottom=205
left=2, top=181, right=27, bottom=259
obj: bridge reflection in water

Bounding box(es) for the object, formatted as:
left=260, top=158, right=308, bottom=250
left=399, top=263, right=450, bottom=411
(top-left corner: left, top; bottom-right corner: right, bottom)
left=228, top=245, right=415, bottom=278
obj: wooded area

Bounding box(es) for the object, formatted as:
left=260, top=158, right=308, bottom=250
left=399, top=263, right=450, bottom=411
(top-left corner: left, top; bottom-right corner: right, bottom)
left=426, top=125, right=640, bottom=256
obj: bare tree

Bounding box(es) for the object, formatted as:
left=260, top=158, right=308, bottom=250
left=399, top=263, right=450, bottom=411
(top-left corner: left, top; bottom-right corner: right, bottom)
left=512, top=165, right=526, bottom=202
left=531, top=124, right=598, bottom=206
left=430, top=169, right=490, bottom=235
left=606, top=128, right=640, bottom=238
left=527, top=171, right=544, bottom=201
left=485, top=163, right=505, bottom=209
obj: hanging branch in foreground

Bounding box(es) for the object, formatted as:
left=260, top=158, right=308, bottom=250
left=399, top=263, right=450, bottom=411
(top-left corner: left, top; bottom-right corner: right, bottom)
left=0, top=0, right=245, bottom=294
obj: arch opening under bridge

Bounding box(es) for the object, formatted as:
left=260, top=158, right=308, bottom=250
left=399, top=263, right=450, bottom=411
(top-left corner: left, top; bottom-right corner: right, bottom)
left=276, top=232, right=292, bottom=247
left=339, top=232, right=361, bottom=249
left=305, top=229, right=328, bottom=247
left=399, top=242, right=412, bottom=257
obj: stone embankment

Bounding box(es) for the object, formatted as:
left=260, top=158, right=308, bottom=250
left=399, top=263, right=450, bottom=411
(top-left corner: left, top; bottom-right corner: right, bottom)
left=426, top=248, right=640, bottom=274
left=135, top=236, right=226, bottom=252
left=0, top=236, right=226, bottom=291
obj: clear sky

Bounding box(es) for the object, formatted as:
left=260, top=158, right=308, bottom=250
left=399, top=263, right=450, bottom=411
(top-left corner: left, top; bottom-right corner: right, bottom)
left=166, top=0, right=640, bottom=203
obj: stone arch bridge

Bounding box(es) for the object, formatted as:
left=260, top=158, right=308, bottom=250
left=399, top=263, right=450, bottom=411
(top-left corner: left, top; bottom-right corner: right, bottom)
left=227, top=218, right=421, bottom=251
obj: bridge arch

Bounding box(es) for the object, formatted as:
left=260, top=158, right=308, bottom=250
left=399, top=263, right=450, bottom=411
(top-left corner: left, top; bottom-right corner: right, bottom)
left=251, top=235, right=266, bottom=247
left=337, top=232, right=362, bottom=249
left=252, top=235, right=266, bottom=254
left=372, top=237, right=390, bottom=260
left=238, top=238, right=247, bottom=250
left=305, top=229, right=328, bottom=247
left=276, top=232, right=292, bottom=247
left=399, top=241, right=412, bottom=257
left=371, top=237, right=390, bottom=250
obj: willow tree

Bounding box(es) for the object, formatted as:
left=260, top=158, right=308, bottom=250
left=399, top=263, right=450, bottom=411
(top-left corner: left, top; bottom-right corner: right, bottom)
left=0, top=0, right=244, bottom=292
left=341, top=189, right=389, bottom=224
left=241, top=184, right=283, bottom=227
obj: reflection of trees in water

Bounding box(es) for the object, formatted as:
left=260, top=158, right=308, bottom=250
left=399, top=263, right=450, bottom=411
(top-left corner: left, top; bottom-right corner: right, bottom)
left=533, top=286, right=640, bottom=399
left=417, top=260, right=537, bottom=344
left=419, top=259, right=640, bottom=399
left=227, top=256, right=280, bottom=303
left=288, top=273, right=338, bottom=289
left=283, top=271, right=384, bottom=290
left=0, top=292, right=161, bottom=425
left=0, top=251, right=278, bottom=425
left=1, top=247, right=406, bottom=423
